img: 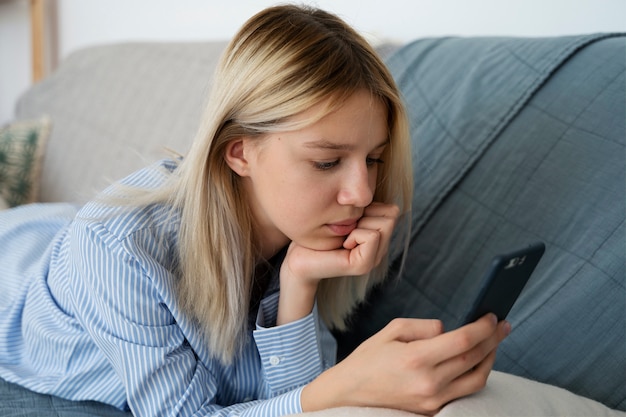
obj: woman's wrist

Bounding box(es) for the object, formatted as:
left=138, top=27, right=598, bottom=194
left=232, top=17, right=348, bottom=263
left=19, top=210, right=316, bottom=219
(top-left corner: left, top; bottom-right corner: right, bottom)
left=301, top=366, right=346, bottom=412
left=276, top=277, right=318, bottom=326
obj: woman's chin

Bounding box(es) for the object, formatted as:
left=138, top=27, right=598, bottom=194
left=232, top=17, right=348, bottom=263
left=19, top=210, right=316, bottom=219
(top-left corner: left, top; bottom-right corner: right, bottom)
left=294, top=236, right=346, bottom=252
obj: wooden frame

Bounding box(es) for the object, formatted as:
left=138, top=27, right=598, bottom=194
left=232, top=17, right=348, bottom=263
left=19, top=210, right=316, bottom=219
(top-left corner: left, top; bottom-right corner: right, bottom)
left=30, top=0, right=44, bottom=81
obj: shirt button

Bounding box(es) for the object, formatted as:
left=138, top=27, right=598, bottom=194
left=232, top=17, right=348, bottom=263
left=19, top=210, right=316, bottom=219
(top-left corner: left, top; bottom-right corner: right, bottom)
left=269, top=355, right=281, bottom=366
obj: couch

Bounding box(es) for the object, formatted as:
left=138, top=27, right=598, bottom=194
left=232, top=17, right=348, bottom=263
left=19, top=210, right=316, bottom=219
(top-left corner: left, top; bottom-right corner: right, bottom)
left=0, top=32, right=624, bottom=416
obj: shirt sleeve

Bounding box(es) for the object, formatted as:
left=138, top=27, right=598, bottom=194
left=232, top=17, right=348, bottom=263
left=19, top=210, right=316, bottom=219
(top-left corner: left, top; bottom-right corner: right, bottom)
left=68, top=217, right=334, bottom=417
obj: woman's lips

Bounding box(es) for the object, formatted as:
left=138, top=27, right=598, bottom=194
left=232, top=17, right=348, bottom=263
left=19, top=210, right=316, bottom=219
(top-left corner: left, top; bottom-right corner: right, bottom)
left=327, top=219, right=359, bottom=236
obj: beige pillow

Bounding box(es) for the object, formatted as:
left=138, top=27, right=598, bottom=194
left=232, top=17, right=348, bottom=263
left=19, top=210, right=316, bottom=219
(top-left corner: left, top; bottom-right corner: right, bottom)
left=289, top=371, right=625, bottom=417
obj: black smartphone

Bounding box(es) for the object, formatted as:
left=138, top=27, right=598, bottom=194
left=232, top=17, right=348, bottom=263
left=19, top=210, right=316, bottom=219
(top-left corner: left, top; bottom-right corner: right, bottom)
left=462, top=242, right=545, bottom=325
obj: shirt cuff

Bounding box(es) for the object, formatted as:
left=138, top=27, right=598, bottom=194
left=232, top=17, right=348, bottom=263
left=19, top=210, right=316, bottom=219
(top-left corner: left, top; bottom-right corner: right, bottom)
left=253, top=293, right=324, bottom=395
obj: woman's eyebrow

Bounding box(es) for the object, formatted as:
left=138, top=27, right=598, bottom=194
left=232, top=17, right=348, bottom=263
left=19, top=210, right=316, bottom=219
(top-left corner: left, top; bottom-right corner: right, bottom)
left=303, top=138, right=389, bottom=151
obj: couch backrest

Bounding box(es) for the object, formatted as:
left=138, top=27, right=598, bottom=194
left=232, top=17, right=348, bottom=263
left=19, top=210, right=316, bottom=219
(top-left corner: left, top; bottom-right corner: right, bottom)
left=337, top=34, right=626, bottom=411
left=16, top=41, right=228, bottom=203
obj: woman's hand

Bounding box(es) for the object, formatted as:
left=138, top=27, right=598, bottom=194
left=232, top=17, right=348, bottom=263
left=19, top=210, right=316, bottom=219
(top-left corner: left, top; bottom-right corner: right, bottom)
left=301, top=314, right=511, bottom=415
left=277, top=202, right=400, bottom=325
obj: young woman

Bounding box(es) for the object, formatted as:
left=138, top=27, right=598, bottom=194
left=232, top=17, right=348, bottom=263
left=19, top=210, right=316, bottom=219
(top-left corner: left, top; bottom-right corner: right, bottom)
left=0, top=5, right=510, bottom=417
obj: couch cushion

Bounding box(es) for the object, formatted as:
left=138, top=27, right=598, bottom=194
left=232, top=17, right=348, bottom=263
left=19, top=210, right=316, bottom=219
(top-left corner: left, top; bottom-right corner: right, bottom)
left=15, top=42, right=228, bottom=203
left=0, top=376, right=131, bottom=417
left=337, top=34, right=626, bottom=411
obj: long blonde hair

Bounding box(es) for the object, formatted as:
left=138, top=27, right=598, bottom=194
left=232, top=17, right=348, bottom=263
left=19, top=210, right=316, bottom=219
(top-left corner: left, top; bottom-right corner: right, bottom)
left=135, top=5, right=412, bottom=363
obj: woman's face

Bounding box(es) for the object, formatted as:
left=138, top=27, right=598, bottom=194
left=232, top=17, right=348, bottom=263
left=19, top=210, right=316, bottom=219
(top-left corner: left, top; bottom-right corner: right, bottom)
left=232, top=90, right=388, bottom=258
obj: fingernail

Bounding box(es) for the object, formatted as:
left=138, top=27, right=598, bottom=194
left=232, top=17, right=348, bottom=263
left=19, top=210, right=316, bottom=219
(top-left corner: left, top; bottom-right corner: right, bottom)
left=503, top=320, right=512, bottom=336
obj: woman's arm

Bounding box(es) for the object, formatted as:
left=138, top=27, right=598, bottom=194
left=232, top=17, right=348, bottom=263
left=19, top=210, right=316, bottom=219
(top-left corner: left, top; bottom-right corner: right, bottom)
left=274, top=200, right=511, bottom=414
left=277, top=202, right=399, bottom=325
left=69, top=218, right=331, bottom=417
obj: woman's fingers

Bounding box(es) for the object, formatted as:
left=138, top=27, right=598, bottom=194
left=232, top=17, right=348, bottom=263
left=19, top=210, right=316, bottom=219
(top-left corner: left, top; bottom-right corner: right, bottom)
left=350, top=202, right=399, bottom=265
left=434, top=320, right=508, bottom=382
left=321, top=316, right=510, bottom=415
left=342, top=228, right=381, bottom=271
left=401, top=315, right=510, bottom=404
left=410, top=314, right=499, bottom=364
left=405, top=318, right=507, bottom=412
left=436, top=349, right=498, bottom=408
left=417, top=349, right=498, bottom=413
left=377, top=318, right=445, bottom=343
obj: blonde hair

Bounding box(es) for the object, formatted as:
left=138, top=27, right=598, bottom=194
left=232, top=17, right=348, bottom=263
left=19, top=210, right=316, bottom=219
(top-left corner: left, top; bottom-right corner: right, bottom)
left=127, top=4, right=412, bottom=363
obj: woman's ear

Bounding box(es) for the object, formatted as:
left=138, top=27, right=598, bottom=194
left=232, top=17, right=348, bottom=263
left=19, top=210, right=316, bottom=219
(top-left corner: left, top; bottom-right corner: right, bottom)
left=224, top=139, right=249, bottom=177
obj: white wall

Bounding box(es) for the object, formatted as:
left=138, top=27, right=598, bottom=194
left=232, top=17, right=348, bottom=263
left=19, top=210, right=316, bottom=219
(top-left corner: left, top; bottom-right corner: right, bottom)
left=2, top=0, right=626, bottom=125
left=0, top=0, right=32, bottom=126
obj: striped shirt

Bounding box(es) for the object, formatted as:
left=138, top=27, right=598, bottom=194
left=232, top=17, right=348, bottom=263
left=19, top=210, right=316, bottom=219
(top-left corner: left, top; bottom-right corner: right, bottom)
left=0, top=160, right=337, bottom=416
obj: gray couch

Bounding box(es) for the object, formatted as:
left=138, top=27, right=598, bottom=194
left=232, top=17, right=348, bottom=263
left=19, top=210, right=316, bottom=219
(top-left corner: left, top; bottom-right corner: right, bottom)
left=3, top=33, right=625, bottom=416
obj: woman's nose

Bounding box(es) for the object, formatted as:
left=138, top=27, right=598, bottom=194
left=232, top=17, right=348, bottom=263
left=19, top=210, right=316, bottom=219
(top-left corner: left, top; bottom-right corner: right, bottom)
left=337, top=163, right=374, bottom=207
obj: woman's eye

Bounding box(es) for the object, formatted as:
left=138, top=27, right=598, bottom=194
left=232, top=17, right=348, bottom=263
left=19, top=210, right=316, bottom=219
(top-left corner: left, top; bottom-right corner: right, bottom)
left=313, top=160, right=340, bottom=171
left=313, top=157, right=383, bottom=171
left=366, top=157, right=384, bottom=167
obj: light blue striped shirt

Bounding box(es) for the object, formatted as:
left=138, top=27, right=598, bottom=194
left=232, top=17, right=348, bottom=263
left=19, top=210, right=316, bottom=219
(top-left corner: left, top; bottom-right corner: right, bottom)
left=0, top=160, right=337, bottom=416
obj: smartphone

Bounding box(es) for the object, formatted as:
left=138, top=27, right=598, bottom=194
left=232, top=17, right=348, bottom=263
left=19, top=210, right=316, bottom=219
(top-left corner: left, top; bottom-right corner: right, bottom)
left=462, top=242, right=545, bottom=325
